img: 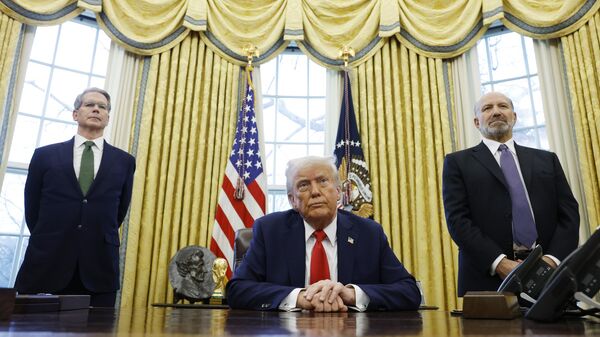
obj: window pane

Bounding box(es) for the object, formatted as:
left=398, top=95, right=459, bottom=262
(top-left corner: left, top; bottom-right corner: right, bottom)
left=92, top=32, right=111, bottom=75
left=274, top=144, right=308, bottom=185
left=262, top=97, right=276, bottom=142
left=90, top=75, right=106, bottom=89
left=264, top=143, right=275, bottom=185
left=8, top=116, right=40, bottom=164
left=477, top=42, right=490, bottom=83
left=278, top=54, right=307, bottom=96
left=513, top=127, right=539, bottom=148
left=29, top=26, right=59, bottom=64
left=39, top=120, right=77, bottom=146
left=487, top=33, right=527, bottom=82
left=261, top=61, right=277, bottom=95
left=0, top=172, right=26, bottom=234
left=273, top=193, right=291, bottom=212
left=276, top=98, right=308, bottom=143
left=308, top=98, right=325, bottom=143
left=0, top=236, right=18, bottom=287
left=46, top=68, right=89, bottom=120
left=19, top=63, right=51, bottom=116
left=55, top=21, right=97, bottom=72
left=309, top=61, right=326, bottom=96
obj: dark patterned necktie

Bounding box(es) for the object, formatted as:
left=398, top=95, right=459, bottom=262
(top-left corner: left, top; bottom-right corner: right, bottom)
left=79, top=141, right=94, bottom=195
left=498, top=144, right=537, bottom=247
left=310, top=230, right=330, bottom=284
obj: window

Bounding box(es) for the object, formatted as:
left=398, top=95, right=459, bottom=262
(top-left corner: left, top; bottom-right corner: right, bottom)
left=477, top=28, right=547, bottom=149
left=260, top=49, right=327, bottom=212
left=0, top=17, right=110, bottom=287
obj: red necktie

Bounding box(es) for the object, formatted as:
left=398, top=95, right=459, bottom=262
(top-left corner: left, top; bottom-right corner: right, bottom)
left=310, top=230, right=330, bottom=284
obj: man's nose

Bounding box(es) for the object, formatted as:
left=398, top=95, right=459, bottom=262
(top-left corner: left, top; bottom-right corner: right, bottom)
left=309, top=181, right=322, bottom=195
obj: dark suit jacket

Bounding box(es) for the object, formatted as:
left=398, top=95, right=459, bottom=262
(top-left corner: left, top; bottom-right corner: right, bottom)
left=226, top=209, right=421, bottom=311
left=442, top=141, right=579, bottom=296
left=15, top=137, right=136, bottom=293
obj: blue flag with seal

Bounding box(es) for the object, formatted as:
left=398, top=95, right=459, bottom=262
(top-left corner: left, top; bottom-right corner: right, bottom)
left=333, top=71, right=373, bottom=218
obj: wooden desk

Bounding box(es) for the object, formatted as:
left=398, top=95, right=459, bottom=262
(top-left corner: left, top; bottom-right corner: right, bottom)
left=1, top=307, right=599, bottom=336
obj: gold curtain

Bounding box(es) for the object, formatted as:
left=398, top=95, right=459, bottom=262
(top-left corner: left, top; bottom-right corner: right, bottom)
left=0, top=12, right=22, bottom=188
left=351, top=38, right=457, bottom=310
left=120, top=32, right=241, bottom=307
left=2, top=1, right=598, bottom=61
left=561, top=11, right=600, bottom=235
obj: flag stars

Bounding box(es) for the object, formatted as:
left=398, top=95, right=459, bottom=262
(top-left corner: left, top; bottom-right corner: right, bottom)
left=244, top=105, right=251, bottom=112
left=255, top=161, right=262, bottom=169
left=235, top=159, right=242, bottom=167
left=245, top=160, right=252, bottom=168
left=247, top=149, right=255, bottom=157
left=243, top=116, right=249, bottom=122
left=248, top=138, right=256, bottom=146
left=241, top=126, right=248, bottom=134
left=250, top=127, right=257, bottom=134
left=243, top=171, right=250, bottom=179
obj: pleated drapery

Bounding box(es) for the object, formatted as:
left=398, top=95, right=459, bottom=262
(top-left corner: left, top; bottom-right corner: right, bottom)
left=561, top=11, right=600, bottom=235
left=351, top=39, right=457, bottom=310
left=1, top=0, right=598, bottom=62
left=120, top=34, right=241, bottom=307
left=0, top=12, right=22, bottom=189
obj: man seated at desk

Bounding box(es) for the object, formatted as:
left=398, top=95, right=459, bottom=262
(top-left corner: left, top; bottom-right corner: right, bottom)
left=227, top=156, right=421, bottom=312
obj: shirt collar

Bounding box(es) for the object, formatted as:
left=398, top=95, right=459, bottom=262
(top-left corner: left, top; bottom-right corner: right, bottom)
left=75, top=134, right=104, bottom=151
left=304, top=215, right=338, bottom=245
left=482, top=137, right=516, bottom=155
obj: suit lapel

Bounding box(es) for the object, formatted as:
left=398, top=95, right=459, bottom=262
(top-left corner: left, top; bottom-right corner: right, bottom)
left=59, top=138, right=81, bottom=195
left=88, top=141, right=114, bottom=194
left=471, top=141, right=508, bottom=189
left=336, top=212, right=355, bottom=284
left=515, top=143, right=533, bottom=188
left=287, top=212, right=306, bottom=287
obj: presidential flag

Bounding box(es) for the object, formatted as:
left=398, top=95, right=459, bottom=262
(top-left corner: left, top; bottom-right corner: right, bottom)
left=210, top=72, right=266, bottom=278
left=334, top=71, right=373, bottom=218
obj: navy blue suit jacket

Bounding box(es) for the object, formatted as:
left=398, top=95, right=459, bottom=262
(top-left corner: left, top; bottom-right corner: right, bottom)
left=442, top=142, right=579, bottom=296
left=226, top=209, right=421, bottom=311
left=15, top=137, right=136, bottom=293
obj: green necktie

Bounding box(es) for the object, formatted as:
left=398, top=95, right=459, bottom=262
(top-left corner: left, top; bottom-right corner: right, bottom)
left=79, top=141, right=95, bottom=195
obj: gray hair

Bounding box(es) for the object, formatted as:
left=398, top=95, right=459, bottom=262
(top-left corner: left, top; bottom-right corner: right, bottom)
left=473, top=92, right=514, bottom=115
left=285, top=156, right=340, bottom=194
left=73, top=87, right=111, bottom=112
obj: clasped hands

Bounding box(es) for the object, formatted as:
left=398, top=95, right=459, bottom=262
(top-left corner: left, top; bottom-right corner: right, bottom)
left=297, top=280, right=356, bottom=312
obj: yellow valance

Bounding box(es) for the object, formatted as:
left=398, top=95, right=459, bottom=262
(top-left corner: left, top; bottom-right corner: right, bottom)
left=1, top=0, right=599, bottom=65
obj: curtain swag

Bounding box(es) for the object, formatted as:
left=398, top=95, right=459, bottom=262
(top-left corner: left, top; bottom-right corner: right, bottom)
left=1, top=0, right=599, bottom=66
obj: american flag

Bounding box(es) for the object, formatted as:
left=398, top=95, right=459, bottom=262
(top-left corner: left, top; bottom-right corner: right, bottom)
left=210, top=74, right=266, bottom=278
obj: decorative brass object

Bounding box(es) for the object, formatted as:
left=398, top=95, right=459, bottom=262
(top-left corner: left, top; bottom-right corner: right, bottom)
left=338, top=46, right=355, bottom=69
left=243, top=43, right=260, bottom=70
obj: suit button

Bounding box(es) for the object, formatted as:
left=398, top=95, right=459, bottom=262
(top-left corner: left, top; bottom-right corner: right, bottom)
left=83, top=199, right=88, bottom=204
left=77, top=225, right=82, bottom=229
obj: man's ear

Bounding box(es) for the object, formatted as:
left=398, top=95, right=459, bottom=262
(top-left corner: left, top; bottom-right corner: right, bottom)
left=72, top=110, right=78, bottom=121
left=473, top=116, right=480, bottom=128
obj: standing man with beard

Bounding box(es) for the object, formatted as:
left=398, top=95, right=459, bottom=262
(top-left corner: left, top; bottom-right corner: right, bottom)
left=442, top=91, right=579, bottom=296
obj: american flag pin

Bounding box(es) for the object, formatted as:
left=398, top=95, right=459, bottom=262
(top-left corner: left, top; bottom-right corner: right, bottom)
left=347, top=237, right=354, bottom=244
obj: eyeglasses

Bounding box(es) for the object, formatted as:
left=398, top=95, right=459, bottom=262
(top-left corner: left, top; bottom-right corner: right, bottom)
left=82, top=101, right=108, bottom=110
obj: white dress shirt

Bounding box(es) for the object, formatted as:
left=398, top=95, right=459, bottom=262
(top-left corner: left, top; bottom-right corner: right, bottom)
left=481, top=138, right=560, bottom=274
left=73, top=134, right=104, bottom=179
left=279, top=216, right=369, bottom=311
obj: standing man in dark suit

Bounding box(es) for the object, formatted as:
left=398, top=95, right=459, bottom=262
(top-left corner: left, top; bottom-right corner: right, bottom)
left=15, top=88, right=136, bottom=307
left=442, top=91, right=579, bottom=296
left=227, top=156, right=421, bottom=311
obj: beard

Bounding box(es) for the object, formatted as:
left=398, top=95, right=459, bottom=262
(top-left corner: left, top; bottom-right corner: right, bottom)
left=479, top=119, right=513, bottom=140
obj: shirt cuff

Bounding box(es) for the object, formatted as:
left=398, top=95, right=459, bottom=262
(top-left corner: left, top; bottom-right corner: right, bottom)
left=490, top=254, right=507, bottom=276
left=544, top=254, right=560, bottom=266
left=347, top=284, right=369, bottom=312
left=278, top=288, right=303, bottom=311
